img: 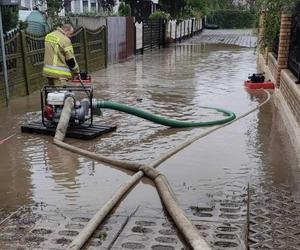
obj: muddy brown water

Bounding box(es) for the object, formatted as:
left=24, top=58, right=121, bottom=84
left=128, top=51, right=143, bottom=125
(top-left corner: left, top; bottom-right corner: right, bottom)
left=0, top=42, right=299, bottom=241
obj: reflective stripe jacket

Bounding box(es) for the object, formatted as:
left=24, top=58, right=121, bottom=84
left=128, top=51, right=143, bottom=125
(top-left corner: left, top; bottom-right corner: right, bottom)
left=43, top=28, right=79, bottom=79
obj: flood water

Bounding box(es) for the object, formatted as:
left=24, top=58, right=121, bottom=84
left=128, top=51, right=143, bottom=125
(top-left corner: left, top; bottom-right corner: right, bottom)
left=0, top=40, right=299, bottom=244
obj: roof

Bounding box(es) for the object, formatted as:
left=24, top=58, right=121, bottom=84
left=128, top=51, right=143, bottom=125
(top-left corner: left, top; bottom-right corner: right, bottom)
left=19, top=10, right=46, bottom=23
left=19, top=10, right=49, bottom=35
left=19, top=10, right=31, bottom=21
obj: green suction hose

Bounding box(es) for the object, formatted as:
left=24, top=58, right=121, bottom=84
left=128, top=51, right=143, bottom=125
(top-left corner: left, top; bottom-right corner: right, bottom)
left=94, top=100, right=236, bottom=128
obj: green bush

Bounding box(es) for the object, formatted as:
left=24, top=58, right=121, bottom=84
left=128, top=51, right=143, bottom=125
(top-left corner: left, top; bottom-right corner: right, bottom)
left=207, top=9, right=255, bottom=29
left=255, top=0, right=298, bottom=49
left=118, top=1, right=131, bottom=16
left=189, top=9, right=203, bottom=19
left=149, top=10, right=170, bottom=20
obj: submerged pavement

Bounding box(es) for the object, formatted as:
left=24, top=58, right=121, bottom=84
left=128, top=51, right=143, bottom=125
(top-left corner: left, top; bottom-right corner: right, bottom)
left=0, top=30, right=299, bottom=249
left=196, top=29, right=257, bottom=48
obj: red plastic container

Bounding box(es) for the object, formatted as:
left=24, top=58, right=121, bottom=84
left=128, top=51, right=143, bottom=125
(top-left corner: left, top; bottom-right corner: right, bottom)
left=244, top=80, right=274, bottom=89
left=71, top=74, right=92, bottom=84
left=71, top=79, right=92, bottom=84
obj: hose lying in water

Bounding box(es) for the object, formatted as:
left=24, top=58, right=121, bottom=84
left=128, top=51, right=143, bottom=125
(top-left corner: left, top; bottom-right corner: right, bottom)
left=54, top=97, right=75, bottom=142
left=94, top=100, right=236, bottom=127
left=55, top=97, right=211, bottom=250
left=55, top=90, right=272, bottom=250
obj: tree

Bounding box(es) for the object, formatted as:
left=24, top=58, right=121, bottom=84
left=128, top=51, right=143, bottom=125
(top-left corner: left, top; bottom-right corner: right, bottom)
left=159, top=0, right=186, bottom=18
left=186, top=0, right=208, bottom=15
left=245, top=0, right=256, bottom=10
left=118, top=1, right=131, bottom=16
left=123, top=0, right=134, bottom=15
left=35, top=0, right=65, bottom=28
left=187, top=0, right=209, bottom=10
left=99, top=0, right=115, bottom=11
left=1, top=5, right=19, bottom=33
left=256, top=0, right=297, bottom=48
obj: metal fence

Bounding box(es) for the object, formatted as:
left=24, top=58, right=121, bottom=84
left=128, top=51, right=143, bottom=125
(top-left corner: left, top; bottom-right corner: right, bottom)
left=137, top=18, right=204, bottom=52
left=107, top=17, right=135, bottom=64
left=272, top=35, right=279, bottom=59
left=143, top=19, right=166, bottom=51
left=0, top=26, right=106, bottom=103
left=288, top=13, right=300, bottom=82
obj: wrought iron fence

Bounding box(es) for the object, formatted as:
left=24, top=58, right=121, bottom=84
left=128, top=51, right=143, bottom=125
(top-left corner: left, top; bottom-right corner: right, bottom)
left=143, top=19, right=166, bottom=50
left=0, top=27, right=106, bottom=103
left=272, top=35, right=279, bottom=59
left=288, top=13, right=300, bottom=83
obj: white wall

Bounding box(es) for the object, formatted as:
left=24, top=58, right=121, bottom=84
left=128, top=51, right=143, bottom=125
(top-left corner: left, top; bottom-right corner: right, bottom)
left=71, top=0, right=83, bottom=13
left=135, top=21, right=143, bottom=50
left=20, top=0, right=33, bottom=10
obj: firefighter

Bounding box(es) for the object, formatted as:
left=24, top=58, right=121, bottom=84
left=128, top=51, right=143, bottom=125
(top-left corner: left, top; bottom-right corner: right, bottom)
left=43, top=24, right=80, bottom=86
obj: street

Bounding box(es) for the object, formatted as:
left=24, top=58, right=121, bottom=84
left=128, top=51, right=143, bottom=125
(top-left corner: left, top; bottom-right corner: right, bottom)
left=0, top=30, right=299, bottom=249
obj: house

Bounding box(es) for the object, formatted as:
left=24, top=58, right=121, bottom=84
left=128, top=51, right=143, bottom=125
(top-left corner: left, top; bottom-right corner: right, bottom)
left=19, top=0, right=157, bottom=17
left=20, top=0, right=102, bottom=14
left=20, top=0, right=33, bottom=10
left=69, top=0, right=99, bottom=13
left=20, top=0, right=47, bottom=11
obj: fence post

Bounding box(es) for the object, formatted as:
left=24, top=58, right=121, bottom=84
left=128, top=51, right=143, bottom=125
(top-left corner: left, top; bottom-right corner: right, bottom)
left=276, top=12, right=293, bottom=87
left=150, top=20, right=153, bottom=50
left=20, top=30, right=30, bottom=95
left=104, top=25, right=108, bottom=67
left=258, top=11, right=266, bottom=52
left=192, top=19, right=194, bottom=36
left=187, top=20, right=189, bottom=37
left=83, top=27, right=89, bottom=73
left=169, top=21, right=172, bottom=41
left=159, top=19, right=161, bottom=48
left=134, top=21, right=137, bottom=54
left=175, top=21, right=177, bottom=41
left=142, top=21, right=144, bottom=54
left=163, top=19, right=166, bottom=46
left=180, top=22, right=182, bottom=41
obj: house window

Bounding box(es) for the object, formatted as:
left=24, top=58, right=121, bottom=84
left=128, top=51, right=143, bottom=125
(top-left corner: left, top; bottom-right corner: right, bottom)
left=83, top=0, right=89, bottom=12
left=91, top=0, right=97, bottom=12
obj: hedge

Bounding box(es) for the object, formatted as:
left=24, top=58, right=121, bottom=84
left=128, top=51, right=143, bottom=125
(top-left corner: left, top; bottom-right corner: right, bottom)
left=207, top=10, right=255, bottom=29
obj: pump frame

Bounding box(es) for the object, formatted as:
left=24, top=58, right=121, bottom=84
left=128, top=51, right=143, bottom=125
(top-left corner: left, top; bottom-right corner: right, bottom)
left=41, top=85, right=94, bottom=128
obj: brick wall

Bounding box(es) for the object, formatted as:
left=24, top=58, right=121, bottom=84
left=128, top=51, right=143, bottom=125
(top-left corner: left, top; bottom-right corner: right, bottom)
left=276, top=13, right=293, bottom=86
left=280, top=69, right=300, bottom=125
left=259, top=12, right=300, bottom=153
left=268, top=52, right=278, bottom=82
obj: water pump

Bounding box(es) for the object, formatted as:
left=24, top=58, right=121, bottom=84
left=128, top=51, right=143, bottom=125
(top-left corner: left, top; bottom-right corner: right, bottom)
left=248, top=73, right=265, bottom=83
left=41, top=85, right=94, bottom=127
